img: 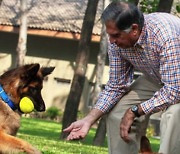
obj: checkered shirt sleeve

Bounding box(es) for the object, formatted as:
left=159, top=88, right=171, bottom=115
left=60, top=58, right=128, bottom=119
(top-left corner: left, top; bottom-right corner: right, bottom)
left=140, top=36, right=180, bottom=114
left=93, top=43, right=134, bottom=113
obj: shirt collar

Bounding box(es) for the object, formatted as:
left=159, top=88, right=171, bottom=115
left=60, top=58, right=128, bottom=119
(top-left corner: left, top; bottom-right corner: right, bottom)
left=134, top=19, right=148, bottom=49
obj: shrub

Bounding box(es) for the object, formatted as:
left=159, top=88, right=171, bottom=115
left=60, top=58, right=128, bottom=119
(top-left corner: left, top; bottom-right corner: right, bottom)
left=45, top=106, right=62, bottom=120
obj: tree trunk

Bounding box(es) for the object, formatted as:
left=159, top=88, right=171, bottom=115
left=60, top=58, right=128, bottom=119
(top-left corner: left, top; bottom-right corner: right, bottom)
left=157, top=0, right=174, bottom=13
left=60, top=0, right=99, bottom=139
left=90, top=25, right=108, bottom=106
left=92, top=24, right=108, bottom=146
left=93, top=115, right=107, bottom=146
left=16, top=0, right=28, bottom=67
left=92, top=0, right=109, bottom=146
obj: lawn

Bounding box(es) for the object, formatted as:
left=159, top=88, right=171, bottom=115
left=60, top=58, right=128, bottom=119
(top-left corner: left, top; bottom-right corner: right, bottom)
left=17, top=117, right=160, bottom=153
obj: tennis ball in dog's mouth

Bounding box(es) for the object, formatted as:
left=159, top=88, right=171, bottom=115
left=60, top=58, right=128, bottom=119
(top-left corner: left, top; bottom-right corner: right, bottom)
left=19, top=97, right=34, bottom=113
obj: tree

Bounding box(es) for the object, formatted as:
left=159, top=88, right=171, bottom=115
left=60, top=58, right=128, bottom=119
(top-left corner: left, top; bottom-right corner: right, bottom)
left=91, top=24, right=108, bottom=146
left=91, top=25, right=107, bottom=146
left=157, top=0, right=174, bottom=13
left=60, top=0, right=99, bottom=139
left=90, top=27, right=107, bottom=111
left=139, top=0, right=159, bottom=13
left=16, top=0, right=28, bottom=67
left=92, top=0, right=109, bottom=146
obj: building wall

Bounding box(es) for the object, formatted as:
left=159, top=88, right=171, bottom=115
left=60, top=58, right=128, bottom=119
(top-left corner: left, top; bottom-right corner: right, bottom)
left=0, top=31, right=110, bottom=113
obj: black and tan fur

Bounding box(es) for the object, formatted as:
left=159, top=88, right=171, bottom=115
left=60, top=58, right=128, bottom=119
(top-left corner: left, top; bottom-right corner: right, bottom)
left=0, top=63, right=54, bottom=154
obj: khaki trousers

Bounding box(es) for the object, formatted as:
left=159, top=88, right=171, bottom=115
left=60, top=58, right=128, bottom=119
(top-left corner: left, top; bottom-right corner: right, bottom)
left=106, top=75, right=180, bottom=154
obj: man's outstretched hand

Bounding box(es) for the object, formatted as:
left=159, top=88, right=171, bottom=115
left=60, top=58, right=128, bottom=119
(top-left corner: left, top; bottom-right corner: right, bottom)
left=63, top=109, right=103, bottom=141
left=63, top=119, right=91, bottom=141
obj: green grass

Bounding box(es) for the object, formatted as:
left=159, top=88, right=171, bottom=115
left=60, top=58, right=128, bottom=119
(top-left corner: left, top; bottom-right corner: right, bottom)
left=18, top=117, right=107, bottom=154
left=149, top=137, right=160, bottom=152
left=17, top=117, right=159, bottom=153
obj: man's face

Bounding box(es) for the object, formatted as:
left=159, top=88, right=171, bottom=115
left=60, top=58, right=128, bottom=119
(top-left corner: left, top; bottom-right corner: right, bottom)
left=105, top=21, right=140, bottom=49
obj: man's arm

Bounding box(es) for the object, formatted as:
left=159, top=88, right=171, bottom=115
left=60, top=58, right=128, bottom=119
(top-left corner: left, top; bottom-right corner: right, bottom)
left=141, top=37, right=180, bottom=114
left=85, top=108, right=104, bottom=124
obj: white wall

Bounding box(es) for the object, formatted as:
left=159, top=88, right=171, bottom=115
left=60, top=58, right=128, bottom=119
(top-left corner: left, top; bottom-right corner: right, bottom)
left=0, top=31, right=110, bottom=113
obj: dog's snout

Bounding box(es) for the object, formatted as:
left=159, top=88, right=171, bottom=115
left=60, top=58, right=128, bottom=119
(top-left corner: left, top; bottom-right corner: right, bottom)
left=37, top=105, right=46, bottom=112
left=34, top=102, right=46, bottom=112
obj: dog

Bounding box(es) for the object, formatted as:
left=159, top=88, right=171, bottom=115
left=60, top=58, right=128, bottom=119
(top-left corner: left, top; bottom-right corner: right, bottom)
left=0, top=63, right=55, bottom=154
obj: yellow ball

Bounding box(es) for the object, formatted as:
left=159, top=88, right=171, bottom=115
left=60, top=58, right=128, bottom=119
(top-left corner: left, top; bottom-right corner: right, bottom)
left=19, top=97, right=34, bottom=113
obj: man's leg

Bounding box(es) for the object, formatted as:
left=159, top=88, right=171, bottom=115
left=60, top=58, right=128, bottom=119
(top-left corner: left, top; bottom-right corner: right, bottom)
left=106, top=75, right=162, bottom=154
left=159, top=103, right=180, bottom=154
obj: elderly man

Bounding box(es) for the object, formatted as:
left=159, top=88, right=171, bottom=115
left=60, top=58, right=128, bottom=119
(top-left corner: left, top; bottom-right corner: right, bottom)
left=64, top=1, right=180, bottom=154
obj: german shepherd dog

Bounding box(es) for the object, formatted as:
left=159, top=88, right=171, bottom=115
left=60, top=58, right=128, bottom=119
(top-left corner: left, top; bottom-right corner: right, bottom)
left=0, top=63, right=54, bottom=154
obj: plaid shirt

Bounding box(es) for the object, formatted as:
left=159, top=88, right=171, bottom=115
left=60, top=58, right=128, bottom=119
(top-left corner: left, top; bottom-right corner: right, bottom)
left=93, top=13, right=180, bottom=114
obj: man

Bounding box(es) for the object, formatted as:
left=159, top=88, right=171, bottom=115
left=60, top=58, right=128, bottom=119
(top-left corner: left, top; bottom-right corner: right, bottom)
left=64, top=1, right=180, bottom=154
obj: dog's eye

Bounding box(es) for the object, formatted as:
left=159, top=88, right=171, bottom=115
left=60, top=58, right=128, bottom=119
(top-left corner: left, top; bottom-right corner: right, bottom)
left=29, top=87, right=38, bottom=95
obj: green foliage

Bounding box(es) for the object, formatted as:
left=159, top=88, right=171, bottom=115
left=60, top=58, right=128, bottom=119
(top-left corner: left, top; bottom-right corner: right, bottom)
left=176, top=4, right=180, bottom=13
left=77, top=110, right=85, bottom=119
left=146, top=124, right=155, bottom=138
left=139, top=0, right=159, bottom=13
left=45, top=106, right=62, bottom=120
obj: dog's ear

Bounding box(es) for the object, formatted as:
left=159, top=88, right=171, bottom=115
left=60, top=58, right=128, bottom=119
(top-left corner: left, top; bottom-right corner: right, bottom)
left=21, top=63, right=40, bottom=80
left=140, top=136, right=153, bottom=153
left=40, top=67, right=55, bottom=77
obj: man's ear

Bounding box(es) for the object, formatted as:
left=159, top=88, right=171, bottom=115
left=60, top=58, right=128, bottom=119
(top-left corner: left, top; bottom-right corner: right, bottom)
left=131, top=24, right=139, bottom=36
left=40, top=67, right=55, bottom=77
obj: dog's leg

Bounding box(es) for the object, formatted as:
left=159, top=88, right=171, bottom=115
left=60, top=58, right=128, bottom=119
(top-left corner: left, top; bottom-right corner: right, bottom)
left=0, top=131, right=41, bottom=154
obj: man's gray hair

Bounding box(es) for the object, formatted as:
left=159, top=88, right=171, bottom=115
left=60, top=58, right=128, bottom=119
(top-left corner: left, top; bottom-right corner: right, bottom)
left=101, top=1, right=144, bottom=32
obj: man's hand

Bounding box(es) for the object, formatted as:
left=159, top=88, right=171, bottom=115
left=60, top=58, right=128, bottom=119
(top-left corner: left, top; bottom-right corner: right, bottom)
left=63, top=118, right=91, bottom=140
left=120, top=108, right=136, bottom=142
left=63, top=108, right=103, bottom=141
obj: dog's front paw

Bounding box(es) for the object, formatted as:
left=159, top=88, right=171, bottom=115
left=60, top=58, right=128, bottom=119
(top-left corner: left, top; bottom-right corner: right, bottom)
left=24, top=146, right=42, bottom=154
